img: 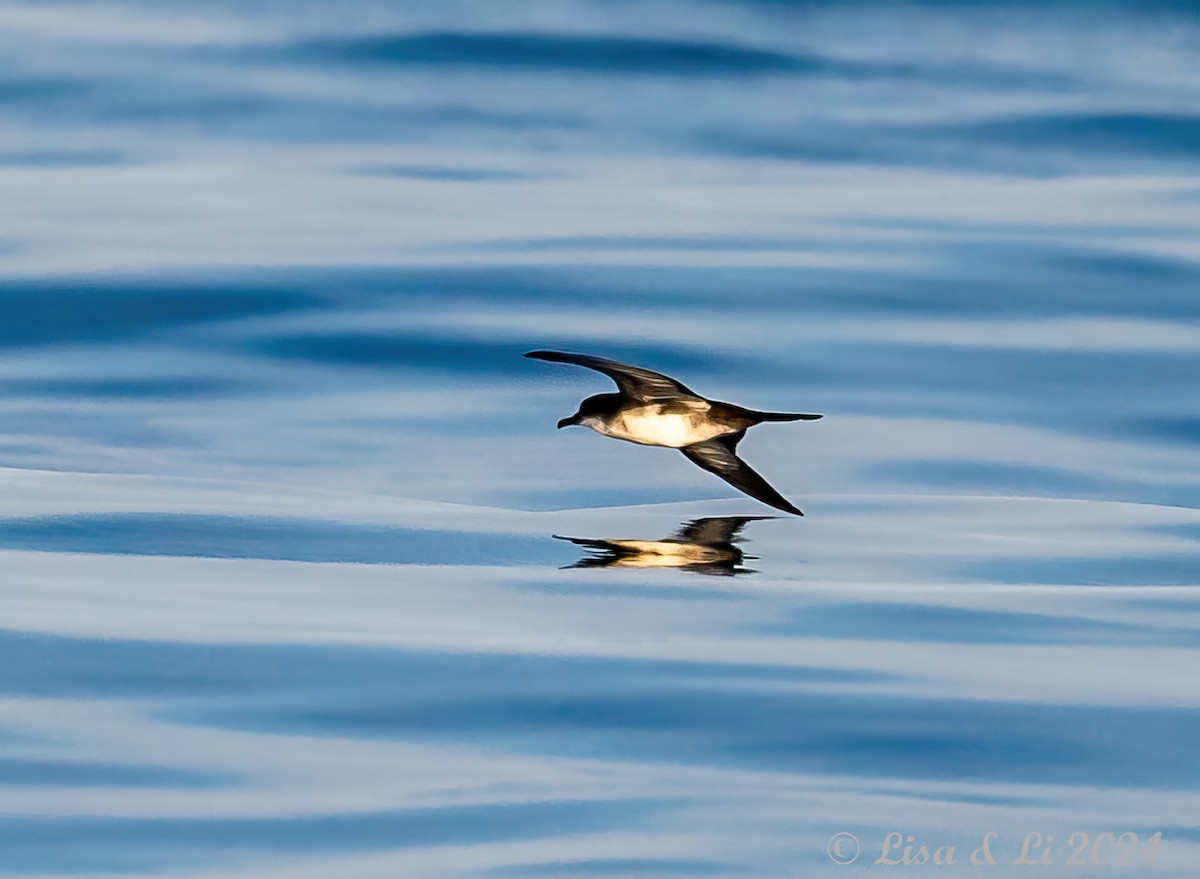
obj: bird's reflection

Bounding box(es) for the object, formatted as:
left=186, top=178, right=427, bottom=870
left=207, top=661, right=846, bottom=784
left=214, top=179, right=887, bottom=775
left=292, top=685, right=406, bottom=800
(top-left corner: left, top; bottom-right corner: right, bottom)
left=555, top=516, right=770, bottom=576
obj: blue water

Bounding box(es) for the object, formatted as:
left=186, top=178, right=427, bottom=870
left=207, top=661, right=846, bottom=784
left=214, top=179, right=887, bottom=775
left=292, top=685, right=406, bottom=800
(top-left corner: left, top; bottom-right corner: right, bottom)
left=1, top=1, right=1198, bottom=876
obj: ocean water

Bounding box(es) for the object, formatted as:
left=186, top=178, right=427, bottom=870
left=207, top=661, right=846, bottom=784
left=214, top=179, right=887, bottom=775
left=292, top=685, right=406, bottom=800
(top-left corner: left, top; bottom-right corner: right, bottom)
left=1, top=1, right=1198, bottom=876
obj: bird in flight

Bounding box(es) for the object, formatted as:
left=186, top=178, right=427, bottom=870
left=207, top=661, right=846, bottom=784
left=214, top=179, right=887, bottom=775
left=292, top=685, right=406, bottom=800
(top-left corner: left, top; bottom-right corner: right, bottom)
left=525, top=350, right=821, bottom=515
left=556, top=516, right=770, bottom=575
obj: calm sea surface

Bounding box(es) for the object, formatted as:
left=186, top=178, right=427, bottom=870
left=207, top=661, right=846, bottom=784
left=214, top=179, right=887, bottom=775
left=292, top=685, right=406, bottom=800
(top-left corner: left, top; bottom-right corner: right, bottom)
left=1, top=1, right=1198, bottom=876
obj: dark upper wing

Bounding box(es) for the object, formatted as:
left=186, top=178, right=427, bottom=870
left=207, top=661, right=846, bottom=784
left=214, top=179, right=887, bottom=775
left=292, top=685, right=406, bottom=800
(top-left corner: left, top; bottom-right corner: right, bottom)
left=525, top=350, right=700, bottom=402
left=553, top=534, right=619, bottom=551
left=673, top=516, right=771, bottom=545
left=680, top=440, right=802, bottom=516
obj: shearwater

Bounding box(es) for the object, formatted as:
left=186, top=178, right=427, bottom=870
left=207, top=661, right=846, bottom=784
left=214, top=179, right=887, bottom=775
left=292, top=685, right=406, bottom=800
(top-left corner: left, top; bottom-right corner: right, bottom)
left=526, top=350, right=821, bottom=515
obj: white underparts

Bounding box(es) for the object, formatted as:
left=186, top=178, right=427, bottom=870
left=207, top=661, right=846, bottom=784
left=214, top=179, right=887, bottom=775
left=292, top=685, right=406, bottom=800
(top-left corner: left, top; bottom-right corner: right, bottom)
left=584, top=402, right=730, bottom=448
left=604, top=540, right=736, bottom=567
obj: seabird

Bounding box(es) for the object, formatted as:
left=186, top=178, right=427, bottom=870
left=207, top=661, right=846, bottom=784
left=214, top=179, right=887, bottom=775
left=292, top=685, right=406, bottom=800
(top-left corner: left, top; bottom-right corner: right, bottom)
left=555, top=516, right=770, bottom=575
left=525, top=350, right=821, bottom=515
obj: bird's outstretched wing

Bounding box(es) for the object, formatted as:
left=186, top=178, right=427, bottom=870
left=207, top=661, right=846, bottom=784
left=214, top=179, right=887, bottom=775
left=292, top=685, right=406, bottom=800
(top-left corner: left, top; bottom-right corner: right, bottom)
left=552, top=534, right=616, bottom=551
left=673, top=516, right=772, bottom=545
left=525, top=350, right=701, bottom=402
left=680, top=440, right=802, bottom=515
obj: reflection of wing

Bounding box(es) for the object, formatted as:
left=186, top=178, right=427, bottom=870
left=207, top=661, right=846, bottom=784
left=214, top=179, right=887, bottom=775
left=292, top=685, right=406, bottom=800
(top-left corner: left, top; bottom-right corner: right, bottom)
left=553, top=534, right=626, bottom=568
left=680, top=440, right=802, bottom=516
left=673, top=516, right=771, bottom=546
left=525, top=350, right=701, bottom=403
left=554, top=529, right=758, bottom=575
left=554, top=534, right=621, bottom=552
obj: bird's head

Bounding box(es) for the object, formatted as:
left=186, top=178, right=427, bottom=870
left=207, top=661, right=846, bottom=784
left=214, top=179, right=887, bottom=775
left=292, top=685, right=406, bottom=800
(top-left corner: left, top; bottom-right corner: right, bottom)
left=556, top=393, right=617, bottom=429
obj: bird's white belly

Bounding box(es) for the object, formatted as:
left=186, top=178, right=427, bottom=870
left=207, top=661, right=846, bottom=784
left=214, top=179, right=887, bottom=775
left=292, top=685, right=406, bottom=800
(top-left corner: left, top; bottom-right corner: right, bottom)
left=608, top=540, right=734, bottom=566
left=594, top=405, right=726, bottom=448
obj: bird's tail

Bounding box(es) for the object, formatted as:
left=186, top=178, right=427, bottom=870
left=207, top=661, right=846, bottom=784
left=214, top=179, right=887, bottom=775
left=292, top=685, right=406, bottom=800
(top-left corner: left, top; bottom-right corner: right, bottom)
left=748, top=411, right=823, bottom=422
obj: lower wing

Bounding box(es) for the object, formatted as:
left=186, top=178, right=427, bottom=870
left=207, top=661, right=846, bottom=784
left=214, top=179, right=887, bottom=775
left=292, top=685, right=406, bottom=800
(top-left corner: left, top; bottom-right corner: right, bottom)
left=680, top=440, right=802, bottom=516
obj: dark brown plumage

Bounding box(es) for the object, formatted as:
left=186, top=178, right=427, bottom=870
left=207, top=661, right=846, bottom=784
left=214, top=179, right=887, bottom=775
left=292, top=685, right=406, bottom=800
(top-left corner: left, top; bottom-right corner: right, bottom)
left=525, top=350, right=821, bottom=515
